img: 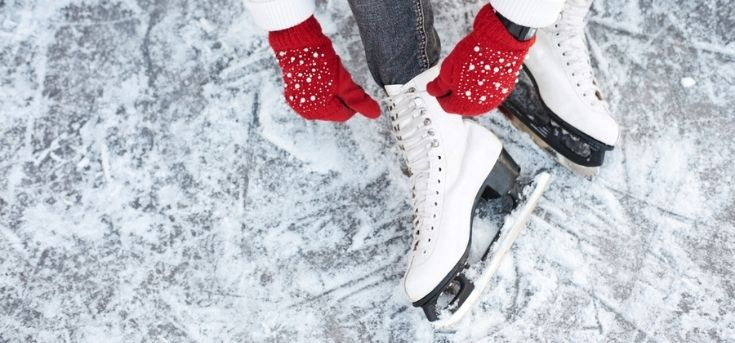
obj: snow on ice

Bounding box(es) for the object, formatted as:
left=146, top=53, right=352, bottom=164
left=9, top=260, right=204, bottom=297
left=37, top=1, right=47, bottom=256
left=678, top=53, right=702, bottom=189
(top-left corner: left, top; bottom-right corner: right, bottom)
left=681, top=77, right=696, bottom=88
left=0, top=0, right=733, bottom=342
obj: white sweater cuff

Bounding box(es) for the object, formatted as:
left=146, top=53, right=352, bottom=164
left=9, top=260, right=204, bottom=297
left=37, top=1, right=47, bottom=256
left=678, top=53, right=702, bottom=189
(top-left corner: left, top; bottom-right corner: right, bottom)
left=244, top=0, right=315, bottom=31
left=489, top=0, right=565, bottom=28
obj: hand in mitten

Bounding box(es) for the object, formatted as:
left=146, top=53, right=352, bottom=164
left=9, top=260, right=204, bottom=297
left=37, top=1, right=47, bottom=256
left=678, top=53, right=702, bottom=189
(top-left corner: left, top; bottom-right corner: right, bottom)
left=427, top=5, right=534, bottom=116
left=269, top=16, right=380, bottom=122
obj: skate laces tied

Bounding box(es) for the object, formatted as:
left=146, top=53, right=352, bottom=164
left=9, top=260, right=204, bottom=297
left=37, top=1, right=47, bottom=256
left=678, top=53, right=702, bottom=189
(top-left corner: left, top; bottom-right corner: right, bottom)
left=556, top=5, right=607, bottom=108
left=387, top=90, right=438, bottom=236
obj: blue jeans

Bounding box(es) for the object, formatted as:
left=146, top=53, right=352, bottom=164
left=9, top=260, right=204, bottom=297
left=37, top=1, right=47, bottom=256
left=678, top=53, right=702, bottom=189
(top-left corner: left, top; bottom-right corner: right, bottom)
left=347, top=0, right=441, bottom=88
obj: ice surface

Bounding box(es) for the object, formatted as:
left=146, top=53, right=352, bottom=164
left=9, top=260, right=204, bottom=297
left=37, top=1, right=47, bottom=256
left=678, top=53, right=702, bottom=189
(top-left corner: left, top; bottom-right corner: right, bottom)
left=1, top=0, right=734, bottom=341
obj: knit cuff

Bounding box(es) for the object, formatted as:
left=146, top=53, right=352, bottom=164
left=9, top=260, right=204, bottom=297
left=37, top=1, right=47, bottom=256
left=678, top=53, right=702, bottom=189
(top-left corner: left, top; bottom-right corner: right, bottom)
left=244, top=0, right=315, bottom=31
left=473, top=5, right=536, bottom=50
left=488, top=0, right=564, bottom=27
left=268, top=16, right=331, bottom=50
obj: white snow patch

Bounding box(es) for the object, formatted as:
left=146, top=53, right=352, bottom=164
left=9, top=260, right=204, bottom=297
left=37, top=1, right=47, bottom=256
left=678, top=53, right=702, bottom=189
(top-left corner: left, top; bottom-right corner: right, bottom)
left=680, top=77, right=696, bottom=88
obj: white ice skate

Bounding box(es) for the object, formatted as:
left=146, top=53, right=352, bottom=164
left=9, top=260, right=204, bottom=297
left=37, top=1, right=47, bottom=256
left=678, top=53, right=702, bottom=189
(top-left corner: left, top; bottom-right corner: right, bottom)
left=385, top=66, right=551, bottom=326
left=500, top=0, right=619, bottom=176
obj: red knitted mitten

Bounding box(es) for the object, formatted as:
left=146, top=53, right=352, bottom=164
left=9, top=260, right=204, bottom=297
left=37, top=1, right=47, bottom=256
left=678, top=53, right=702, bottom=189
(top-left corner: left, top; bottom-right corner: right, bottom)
left=427, top=5, right=535, bottom=116
left=269, top=16, right=380, bottom=122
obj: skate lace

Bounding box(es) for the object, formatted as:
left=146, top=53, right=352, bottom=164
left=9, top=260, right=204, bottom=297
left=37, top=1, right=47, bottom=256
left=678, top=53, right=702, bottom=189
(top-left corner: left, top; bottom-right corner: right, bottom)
left=553, top=2, right=608, bottom=109
left=386, top=88, right=440, bottom=247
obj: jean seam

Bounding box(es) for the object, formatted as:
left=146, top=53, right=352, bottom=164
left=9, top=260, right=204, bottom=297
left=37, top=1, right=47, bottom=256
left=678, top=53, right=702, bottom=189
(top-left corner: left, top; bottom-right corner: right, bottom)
left=413, top=0, right=430, bottom=70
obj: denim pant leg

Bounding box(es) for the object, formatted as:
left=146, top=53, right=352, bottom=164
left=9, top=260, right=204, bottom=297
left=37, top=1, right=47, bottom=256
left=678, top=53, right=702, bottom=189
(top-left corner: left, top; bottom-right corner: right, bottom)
left=347, top=0, right=441, bottom=88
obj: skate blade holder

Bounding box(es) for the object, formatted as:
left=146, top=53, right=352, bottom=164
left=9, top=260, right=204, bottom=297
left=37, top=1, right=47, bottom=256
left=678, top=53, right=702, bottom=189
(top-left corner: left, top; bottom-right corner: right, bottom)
left=429, top=172, right=552, bottom=329
left=480, top=149, right=525, bottom=213
left=418, top=272, right=475, bottom=323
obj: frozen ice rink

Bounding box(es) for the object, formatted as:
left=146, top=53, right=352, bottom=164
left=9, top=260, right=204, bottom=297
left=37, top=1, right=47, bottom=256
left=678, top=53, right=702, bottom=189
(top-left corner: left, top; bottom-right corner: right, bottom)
left=1, top=0, right=733, bottom=341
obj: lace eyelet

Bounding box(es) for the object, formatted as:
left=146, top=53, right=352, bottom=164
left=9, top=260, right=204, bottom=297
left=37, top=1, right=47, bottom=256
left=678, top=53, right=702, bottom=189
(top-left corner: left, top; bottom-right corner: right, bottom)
left=423, top=118, right=432, bottom=126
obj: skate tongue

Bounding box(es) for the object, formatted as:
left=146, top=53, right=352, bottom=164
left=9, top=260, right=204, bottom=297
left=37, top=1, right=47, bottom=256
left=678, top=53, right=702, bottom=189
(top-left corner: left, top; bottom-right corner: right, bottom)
left=384, top=66, right=441, bottom=97
left=384, top=85, right=403, bottom=97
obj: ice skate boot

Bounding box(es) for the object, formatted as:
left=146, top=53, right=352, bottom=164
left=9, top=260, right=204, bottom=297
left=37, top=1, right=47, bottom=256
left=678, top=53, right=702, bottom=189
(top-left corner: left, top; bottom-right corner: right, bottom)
left=386, top=66, right=551, bottom=326
left=500, top=0, right=619, bottom=176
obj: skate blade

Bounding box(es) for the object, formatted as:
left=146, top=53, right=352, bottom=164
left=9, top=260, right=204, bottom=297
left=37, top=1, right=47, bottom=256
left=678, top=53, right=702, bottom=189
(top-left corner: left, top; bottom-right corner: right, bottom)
left=432, top=172, right=552, bottom=329
left=506, top=114, right=600, bottom=178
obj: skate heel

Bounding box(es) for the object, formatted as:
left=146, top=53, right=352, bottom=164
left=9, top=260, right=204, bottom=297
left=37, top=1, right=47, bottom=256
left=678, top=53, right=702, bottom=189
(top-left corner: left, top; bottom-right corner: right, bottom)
left=481, top=149, right=521, bottom=211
